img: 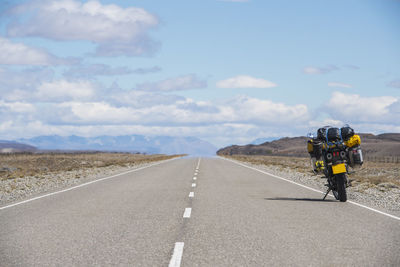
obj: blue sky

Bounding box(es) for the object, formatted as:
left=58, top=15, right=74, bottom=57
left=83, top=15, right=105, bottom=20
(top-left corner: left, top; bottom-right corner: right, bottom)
left=0, top=0, right=399, bottom=147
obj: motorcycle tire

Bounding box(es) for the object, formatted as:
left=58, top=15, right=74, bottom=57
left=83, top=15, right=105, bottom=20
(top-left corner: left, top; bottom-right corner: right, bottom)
left=328, top=179, right=339, bottom=200
left=336, top=173, right=347, bottom=202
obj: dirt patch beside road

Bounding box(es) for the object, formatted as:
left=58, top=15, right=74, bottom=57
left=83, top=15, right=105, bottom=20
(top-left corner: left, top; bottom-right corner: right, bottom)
left=0, top=153, right=182, bottom=205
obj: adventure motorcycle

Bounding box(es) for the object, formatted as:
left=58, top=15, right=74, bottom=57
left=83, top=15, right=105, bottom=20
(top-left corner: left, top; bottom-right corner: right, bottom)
left=322, top=137, right=348, bottom=202
left=308, top=126, right=363, bottom=202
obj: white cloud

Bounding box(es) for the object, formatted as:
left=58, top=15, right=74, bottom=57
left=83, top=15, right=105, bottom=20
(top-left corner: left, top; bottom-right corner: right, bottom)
left=303, top=65, right=339, bottom=75
left=63, top=64, right=132, bottom=78
left=325, top=91, right=399, bottom=123
left=109, top=90, right=185, bottom=108
left=328, top=82, right=352, bottom=88
left=0, top=37, right=74, bottom=65
left=60, top=102, right=138, bottom=124
left=136, top=74, right=207, bottom=92
left=308, top=119, right=344, bottom=129
left=0, top=101, right=36, bottom=113
left=0, top=67, right=54, bottom=99
left=345, top=123, right=400, bottom=135
left=7, top=0, right=160, bottom=56
left=225, top=96, right=309, bottom=124
left=131, top=66, right=162, bottom=75
left=0, top=67, right=312, bottom=146
left=36, top=80, right=96, bottom=102
left=26, top=95, right=309, bottom=127
left=216, top=75, right=277, bottom=88
left=63, top=64, right=161, bottom=79
left=0, top=93, right=312, bottom=147
left=387, top=79, right=400, bottom=88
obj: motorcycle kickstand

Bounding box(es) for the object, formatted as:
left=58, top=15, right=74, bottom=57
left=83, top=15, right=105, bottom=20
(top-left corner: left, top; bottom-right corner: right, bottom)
left=322, top=188, right=331, bottom=200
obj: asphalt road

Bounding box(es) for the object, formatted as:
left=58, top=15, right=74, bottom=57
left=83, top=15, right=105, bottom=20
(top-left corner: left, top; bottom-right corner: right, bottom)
left=1, top=157, right=399, bottom=266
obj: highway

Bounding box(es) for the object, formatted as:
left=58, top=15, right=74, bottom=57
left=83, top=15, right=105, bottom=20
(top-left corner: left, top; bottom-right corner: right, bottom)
left=1, top=157, right=399, bottom=266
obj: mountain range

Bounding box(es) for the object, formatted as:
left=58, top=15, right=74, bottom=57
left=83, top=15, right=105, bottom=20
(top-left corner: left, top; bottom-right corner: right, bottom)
left=0, top=135, right=217, bottom=156
left=0, top=140, right=37, bottom=153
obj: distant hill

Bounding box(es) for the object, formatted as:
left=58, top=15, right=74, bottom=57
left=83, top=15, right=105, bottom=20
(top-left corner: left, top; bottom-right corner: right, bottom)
left=217, top=133, right=400, bottom=159
left=218, top=136, right=308, bottom=157
left=0, top=140, right=37, bottom=153
left=17, top=135, right=217, bottom=156
left=250, top=137, right=279, bottom=145
left=357, top=133, right=400, bottom=158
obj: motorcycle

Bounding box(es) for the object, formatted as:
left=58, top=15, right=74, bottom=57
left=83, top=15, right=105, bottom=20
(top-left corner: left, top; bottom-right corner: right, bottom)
left=321, top=128, right=349, bottom=202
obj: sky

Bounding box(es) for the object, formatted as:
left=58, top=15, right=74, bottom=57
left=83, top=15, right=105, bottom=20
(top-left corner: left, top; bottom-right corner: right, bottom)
left=0, top=0, right=399, bottom=147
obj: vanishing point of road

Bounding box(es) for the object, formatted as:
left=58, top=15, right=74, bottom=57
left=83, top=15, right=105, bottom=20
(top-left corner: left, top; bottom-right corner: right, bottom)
left=1, top=157, right=399, bottom=266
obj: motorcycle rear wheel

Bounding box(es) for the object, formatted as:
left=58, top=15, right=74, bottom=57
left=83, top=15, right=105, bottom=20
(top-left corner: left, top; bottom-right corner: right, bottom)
left=327, top=178, right=339, bottom=200
left=332, top=189, right=339, bottom=200
left=336, top=173, right=347, bottom=202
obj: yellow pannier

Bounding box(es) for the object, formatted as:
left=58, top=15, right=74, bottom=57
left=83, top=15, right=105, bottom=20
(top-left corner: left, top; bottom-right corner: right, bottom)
left=345, top=134, right=361, bottom=148
left=307, top=140, right=314, bottom=153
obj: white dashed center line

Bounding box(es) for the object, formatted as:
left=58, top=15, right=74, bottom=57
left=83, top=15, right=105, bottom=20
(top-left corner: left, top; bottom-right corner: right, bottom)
left=183, top=208, right=192, bottom=218
left=169, top=158, right=201, bottom=266
left=169, top=242, right=184, bottom=267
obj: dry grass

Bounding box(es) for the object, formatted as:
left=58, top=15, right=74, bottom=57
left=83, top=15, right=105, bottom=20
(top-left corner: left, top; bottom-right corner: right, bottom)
left=347, top=161, right=400, bottom=187
left=0, top=152, right=182, bottom=180
left=224, top=155, right=400, bottom=188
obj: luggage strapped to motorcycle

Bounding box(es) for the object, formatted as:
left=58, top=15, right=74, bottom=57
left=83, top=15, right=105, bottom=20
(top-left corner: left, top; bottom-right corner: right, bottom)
left=325, top=127, right=343, bottom=147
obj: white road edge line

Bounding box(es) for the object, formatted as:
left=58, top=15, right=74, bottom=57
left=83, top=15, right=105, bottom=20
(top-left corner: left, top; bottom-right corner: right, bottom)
left=189, top=192, right=194, bottom=198
left=193, top=177, right=197, bottom=180
left=0, top=158, right=180, bottom=211
left=169, top=242, right=184, bottom=267
left=191, top=183, right=196, bottom=187
left=196, top=157, right=201, bottom=169
left=183, top=208, right=192, bottom=218
left=220, top=157, right=400, bottom=222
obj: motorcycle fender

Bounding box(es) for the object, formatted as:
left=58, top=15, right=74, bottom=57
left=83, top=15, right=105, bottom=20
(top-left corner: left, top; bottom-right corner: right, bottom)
left=332, top=163, right=346, bottom=174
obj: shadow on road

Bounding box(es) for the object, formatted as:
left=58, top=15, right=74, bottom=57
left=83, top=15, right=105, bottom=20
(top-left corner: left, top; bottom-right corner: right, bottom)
left=264, top=197, right=336, bottom=202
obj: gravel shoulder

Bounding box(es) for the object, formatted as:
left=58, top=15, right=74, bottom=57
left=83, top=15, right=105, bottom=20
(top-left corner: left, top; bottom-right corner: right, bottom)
left=223, top=156, right=400, bottom=218
left=0, top=158, right=176, bottom=206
